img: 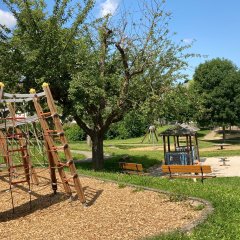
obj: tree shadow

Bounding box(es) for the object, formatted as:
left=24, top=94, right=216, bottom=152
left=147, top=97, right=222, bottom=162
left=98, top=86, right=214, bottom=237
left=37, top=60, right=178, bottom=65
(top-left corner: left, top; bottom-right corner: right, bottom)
left=200, top=138, right=240, bottom=145
left=0, top=191, right=68, bottom=222
left=74, top=154, right=161, bottom=173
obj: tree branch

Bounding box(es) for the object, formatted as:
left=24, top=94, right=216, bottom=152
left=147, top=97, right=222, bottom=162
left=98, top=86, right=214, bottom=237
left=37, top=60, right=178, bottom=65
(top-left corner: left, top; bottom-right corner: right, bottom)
left=73, top=114, right=93, bottom=137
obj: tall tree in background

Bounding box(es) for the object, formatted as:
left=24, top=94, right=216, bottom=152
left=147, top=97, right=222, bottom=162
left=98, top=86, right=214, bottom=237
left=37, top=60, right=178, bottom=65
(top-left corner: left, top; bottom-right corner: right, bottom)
left=1, top=0, right=193, bottom=169
left=193, top=58, right=240, bottom=139
left=68, top=0, right=193, bottom=169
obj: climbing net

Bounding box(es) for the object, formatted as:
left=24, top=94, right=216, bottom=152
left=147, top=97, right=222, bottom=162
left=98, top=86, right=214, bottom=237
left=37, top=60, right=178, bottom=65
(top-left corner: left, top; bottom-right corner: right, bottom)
left=0, top=85, right=52, bottom=211
left=0, top=82, right=86, bottom=213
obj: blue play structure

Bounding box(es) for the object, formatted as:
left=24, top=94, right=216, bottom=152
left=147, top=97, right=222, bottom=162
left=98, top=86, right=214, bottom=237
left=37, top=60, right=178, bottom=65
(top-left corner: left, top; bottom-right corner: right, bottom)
left=160, top=124, right=200, bottom=165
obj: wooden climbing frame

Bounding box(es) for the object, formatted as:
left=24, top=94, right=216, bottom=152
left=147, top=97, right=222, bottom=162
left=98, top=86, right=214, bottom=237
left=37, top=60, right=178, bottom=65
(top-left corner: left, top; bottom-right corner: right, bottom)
left=0, top=82, right=86, bottom=211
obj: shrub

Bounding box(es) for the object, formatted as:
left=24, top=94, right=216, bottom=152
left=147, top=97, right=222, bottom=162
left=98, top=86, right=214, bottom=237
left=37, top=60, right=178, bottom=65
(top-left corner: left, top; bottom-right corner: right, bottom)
left=64, top=123, right=86, bottom=141
left=106, top=111, right=148, bottom=139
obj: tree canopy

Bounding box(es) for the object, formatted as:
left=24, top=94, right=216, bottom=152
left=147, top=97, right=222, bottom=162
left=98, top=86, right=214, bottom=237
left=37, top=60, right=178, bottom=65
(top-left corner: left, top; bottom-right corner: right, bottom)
left=193, top=58, right=240, bottom=131
left=1, top=0, right=194, bottom=169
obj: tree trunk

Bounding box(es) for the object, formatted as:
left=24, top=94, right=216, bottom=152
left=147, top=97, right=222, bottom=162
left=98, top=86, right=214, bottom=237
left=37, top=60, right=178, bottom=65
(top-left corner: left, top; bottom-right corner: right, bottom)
left=222, top=125, right=226, bottom=142
left=92, top=133, right=104, bottom=170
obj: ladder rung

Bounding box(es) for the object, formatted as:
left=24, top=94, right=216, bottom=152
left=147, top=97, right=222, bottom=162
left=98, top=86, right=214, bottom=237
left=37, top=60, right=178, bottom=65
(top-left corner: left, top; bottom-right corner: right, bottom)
left=58, top=160, right=73, bottom=167
left=9, top=164, right=25, bottom=170
left=46, top=130, right=58, bottom=133
left=51, top=144, right=68, bottom=151
left=40, top=112, right=51, bottom=117
left=45, top=131, right=64, bottom=136
left=11, top=180, right=29, bottom=184
left=8, top=147, right=27, bottom=153
left=7, top=133, right=24, bottom=138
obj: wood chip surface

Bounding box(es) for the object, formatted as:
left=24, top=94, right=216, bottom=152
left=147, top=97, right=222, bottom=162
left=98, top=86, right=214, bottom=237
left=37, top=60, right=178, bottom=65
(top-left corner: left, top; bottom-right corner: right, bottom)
left=0, top=169, right=203, bottom=240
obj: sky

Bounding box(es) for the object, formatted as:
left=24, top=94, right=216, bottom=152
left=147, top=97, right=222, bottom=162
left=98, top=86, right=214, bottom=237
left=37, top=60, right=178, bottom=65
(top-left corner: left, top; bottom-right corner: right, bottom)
left=0, top=0, right=240, bottom=79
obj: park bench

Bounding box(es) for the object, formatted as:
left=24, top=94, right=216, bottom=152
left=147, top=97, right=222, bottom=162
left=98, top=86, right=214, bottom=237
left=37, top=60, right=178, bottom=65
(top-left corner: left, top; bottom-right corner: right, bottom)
left=119, top=162, right=146, bottom=175
left=162, top=165, right=216, bottom=183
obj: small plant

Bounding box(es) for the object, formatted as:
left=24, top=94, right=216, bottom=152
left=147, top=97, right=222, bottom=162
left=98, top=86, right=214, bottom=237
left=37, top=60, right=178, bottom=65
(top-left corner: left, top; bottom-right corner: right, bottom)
left=132, top=187, right=144, bottom=193
left=118, top=183, right=127, bottom=188
left=193, top=204, right=205, bottom=211
left=169, top=193, right=187, bottom=202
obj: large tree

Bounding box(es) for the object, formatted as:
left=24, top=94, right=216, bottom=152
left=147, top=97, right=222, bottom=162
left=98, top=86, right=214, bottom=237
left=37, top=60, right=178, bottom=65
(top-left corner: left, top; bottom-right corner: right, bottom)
left=193, top=58, right=240, bottom=138
left=1, top=0, right=193, bottom=169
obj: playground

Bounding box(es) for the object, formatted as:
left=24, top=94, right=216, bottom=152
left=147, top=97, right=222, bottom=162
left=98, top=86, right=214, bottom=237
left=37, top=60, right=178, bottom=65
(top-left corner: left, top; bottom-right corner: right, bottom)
left=0, top=84, right=239, bottom=240
left=0, top=169, right=210, bottom=240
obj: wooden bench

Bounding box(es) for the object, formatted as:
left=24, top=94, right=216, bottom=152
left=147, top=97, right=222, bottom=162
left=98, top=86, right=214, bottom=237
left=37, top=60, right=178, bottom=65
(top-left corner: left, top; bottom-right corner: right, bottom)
left=162, top=165, right=216, bottom=183
left=119, top=162, right=144, bottom=175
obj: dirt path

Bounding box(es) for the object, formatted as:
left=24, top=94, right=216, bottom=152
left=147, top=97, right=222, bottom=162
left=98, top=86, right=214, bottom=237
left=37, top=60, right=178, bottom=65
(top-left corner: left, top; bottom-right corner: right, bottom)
left=203, top=128, right=219, bottom=140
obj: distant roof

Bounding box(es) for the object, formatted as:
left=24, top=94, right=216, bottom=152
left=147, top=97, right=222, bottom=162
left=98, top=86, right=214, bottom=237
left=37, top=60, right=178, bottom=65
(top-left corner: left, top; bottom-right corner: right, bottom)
left=160, top=124, right=199, bottom=136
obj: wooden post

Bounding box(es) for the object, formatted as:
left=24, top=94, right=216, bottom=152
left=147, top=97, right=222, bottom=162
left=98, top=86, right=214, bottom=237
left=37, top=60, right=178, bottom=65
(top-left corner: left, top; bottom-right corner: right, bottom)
left=189, top=135, right=193, bottom=164
left=163, top=135, right=166, bottom=164
left=173, top=136, right=177, bottom=150
left=195, top=134, right=200, bottom=161
left=44, top=141, right=57, bottom=194
left=186, top=135, right=190, bottom=165
left=167, top=136, right=170, bottom=152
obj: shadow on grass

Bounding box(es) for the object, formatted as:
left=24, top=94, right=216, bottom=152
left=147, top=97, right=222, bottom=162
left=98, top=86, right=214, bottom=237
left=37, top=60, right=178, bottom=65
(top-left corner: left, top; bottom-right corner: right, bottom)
left=200, top=138, right=240, bottom=145
left=74, top=154, right=161, bottom=173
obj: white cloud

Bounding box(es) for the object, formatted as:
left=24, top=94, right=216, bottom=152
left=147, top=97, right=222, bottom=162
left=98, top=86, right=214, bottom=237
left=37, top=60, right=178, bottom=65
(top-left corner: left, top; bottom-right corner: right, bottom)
left=100, top=0, right=120, bottom=17
left=0, top=9, right=16, bottom=28
left=183, top=38, right=194, bottom=44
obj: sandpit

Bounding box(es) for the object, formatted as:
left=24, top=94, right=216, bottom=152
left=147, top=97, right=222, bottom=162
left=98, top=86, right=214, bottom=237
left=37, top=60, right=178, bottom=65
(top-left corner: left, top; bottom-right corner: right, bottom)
left=0, top=169, right=205, bottom=240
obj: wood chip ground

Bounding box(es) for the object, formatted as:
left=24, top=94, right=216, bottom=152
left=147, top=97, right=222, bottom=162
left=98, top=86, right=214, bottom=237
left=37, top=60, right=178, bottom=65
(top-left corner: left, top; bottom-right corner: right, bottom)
left=0, top=169, right=203, bottom=240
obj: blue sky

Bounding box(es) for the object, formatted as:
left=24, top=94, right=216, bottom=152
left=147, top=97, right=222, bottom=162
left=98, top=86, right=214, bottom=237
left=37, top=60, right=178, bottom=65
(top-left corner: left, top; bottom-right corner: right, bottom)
left=1, top=0, right=240, bottom=78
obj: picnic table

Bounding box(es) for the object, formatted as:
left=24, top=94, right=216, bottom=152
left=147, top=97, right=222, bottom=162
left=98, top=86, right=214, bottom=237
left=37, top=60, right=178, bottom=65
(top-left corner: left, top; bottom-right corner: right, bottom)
left=213, top=143, right=231, bottom=150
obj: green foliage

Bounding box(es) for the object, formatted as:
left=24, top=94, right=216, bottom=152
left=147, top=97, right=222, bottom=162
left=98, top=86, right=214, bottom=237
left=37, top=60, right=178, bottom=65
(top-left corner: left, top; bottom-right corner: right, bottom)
left=193, top=58, right=240, bottom=127
left=0, top=0, right=94, bottom=110
left=161, top=82, right=198, bottom=123
left=106, top=111, right=148, bottom=139
left=63, top=123, right=86, bottom=141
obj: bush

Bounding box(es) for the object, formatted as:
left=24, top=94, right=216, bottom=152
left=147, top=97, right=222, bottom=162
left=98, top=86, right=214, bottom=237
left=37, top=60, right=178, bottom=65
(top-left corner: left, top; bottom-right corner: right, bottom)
left=106, top=111, right=148, bottom=139
left=63, top=123, right=86, bottom=141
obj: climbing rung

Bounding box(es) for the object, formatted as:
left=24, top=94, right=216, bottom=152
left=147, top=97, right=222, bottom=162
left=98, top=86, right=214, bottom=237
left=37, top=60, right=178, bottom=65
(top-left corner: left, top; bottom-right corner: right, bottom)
left=9, top=164, right=25, bottom=169
left=46, top=129, right=58, bottom=133
left=8, top=147, right=27, bottom=152
left=7, top=133, right=24, bottom=138
left=45, top=131, right=64, bottom=136
left=58, top=160, right=74, bottom=167
left=40, top=112, right=51, bottom=117
left=51, top=144, right=68, bottom=151
left=11, top=180, right=29, bottom=184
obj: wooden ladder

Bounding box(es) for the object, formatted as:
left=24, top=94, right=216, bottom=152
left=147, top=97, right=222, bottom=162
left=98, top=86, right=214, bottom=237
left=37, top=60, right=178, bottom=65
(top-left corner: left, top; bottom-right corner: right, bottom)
left=7, top=103, right=39, bottom=185
left=32, top=83, right=86, bottom=203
